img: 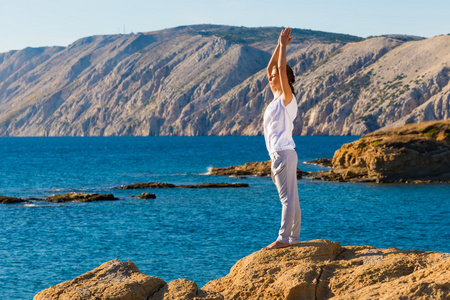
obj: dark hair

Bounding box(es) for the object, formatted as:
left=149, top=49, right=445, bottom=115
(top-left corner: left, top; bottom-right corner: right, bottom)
left=286, top=65, right=296, bottom=97
left=274, top=64, right=296, bottom=96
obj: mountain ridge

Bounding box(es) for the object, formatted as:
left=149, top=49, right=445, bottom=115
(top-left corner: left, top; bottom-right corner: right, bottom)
left=0, top=25, right=448, bottom=136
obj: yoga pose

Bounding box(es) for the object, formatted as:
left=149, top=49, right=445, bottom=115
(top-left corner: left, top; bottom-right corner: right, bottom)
left=262, top=27, right=301, bottom=250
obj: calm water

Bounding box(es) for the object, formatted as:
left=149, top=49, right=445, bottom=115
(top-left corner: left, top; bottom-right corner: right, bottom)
left=0, top=136, right=449, bottom=300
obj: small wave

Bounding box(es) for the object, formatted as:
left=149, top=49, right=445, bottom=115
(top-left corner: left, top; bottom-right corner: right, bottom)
left=23, top=204, right=39, bottom=207
left=200, top=166, right=213, bottom=176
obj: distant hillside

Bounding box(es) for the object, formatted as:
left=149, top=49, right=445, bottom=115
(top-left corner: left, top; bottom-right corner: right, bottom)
left=0, top=25, right=448, bottom=136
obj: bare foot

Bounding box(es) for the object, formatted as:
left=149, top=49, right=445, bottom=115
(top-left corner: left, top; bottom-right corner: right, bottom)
left=262, top=241, right=290, bottom=250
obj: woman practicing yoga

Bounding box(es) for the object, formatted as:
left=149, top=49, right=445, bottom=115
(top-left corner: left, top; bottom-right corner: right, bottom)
left=262, top=27, right=301, bottom=250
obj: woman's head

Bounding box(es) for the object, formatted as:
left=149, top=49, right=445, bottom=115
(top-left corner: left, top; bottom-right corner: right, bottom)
left=269, top=65, right=296, bottom=96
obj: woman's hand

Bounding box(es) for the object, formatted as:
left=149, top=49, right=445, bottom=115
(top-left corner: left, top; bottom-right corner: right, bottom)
left=279, top=27, right=293, bottom=46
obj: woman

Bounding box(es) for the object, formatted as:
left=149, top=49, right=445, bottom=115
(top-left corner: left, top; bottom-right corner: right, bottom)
left=262, top=27, right=301, bottom=250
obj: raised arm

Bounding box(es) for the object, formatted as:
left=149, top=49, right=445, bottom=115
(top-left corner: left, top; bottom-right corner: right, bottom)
left=278, top=27, right=293, bottom=106
left=267, top=42, right=281, bottom=88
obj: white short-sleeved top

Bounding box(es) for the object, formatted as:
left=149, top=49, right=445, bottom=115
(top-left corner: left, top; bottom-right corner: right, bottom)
left=263, top=93, right=298, bottom=155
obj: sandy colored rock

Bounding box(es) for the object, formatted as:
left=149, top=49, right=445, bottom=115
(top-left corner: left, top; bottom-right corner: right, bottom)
left=45, top=192, right=119, bottom=202
left=203, top=239, right=450, bottom=300
left=135, top=192, right=156, bottom=199
left=210, top=161, right=304, bottom=179
left=34, top=259, right=165, bottom=300
left=150, top=278, right=223, bottom=300
left=210, top=161, right=272, bottom=176
left=34, top=240, right=449, bottom=300
left=203, top=239, right=341, bottom=299
left=327, top=120, right=450, bottom=182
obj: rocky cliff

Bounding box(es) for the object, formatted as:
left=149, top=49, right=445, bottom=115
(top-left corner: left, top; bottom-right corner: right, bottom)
left=309, top=120, right=450, bottom=183
left=0, top=25, right=449, bottom=136
left=34, top=239, right=450, bottom=299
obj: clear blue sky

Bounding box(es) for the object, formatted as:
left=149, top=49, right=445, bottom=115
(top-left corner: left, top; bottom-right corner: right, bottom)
left=1, top=0, right=449, bottom=53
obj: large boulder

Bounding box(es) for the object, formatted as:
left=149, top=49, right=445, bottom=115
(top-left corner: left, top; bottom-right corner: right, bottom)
left=34, top=259, right=165, bottom=300
left=203, top=239, right=450, bottom=299
left=203, top=239, right=342, bottom=299
left=150, top=278, right=223, bottom=300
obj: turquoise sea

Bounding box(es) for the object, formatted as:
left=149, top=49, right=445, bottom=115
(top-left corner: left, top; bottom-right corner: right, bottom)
left=0, top=136, right=449, bottom=299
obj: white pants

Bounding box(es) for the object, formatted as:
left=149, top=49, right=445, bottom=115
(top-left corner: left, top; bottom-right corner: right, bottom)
left=270, top=149, right=301, bottom=244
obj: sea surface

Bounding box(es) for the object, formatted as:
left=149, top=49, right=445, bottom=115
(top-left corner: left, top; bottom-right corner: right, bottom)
left=0, top=136, right=449, bottom=299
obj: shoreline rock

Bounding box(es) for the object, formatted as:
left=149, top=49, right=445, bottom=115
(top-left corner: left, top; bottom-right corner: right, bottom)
left=307, top=120, right=450, bottom=183
left=34, top=239, right=450, bottom=300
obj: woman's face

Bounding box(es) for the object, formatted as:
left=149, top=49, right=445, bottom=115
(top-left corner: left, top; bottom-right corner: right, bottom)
left=269, top=67, right=281, bottom=91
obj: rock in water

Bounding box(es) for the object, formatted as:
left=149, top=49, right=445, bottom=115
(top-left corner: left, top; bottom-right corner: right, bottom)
left=210, top=161, right=304, bottom=179
left=177, top=183, right=249, bottom=188
left=119, top=182, right=177, bottom=189
left=332, top=120, right=450, bottom=182
left=45, top=192, right=119, bottom=202
left=34, top=259, right=165, bottom=300
left=135, top=192, right=157, bottom=199
left=0, top=195, right=29, bottom=204
left=308, top=120, right=450, bottom=183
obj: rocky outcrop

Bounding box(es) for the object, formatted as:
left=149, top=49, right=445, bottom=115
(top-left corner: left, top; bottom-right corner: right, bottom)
left=310, top=120, right=450, bottom=183
left=134, top=192, right=157, bottom=199
left=119, top=182, right=177, bottom=189
left=45, top=192, right=119, bottom=203
left=119, top=182, right=249, bottom=189
left=204, top=239, right=450, bottom=299
left=35, top=240, right=450, bottom=300
left=0, top=193, right=119, bottom=204
left=210, top=161, right=304, bottom=179
left=0, top=195, right=29, bottom=204
left=210, top=161, right=272, bottom=176
left=178, top=183, right=249, bottom=188
left=151, top=278, right=223, bottom=300
left=34, top=259, right=223, bottom=300
left=0, top=25, right=448, bottom=137
left=34, top=259, right=164, bottom=299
